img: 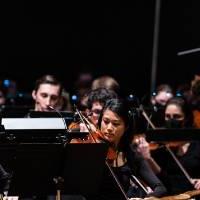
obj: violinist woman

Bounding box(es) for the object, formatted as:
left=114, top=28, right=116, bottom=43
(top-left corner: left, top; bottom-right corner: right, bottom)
left=85, top=98, right=167, bottom=200
left=136, top=97, right=200, bottom=195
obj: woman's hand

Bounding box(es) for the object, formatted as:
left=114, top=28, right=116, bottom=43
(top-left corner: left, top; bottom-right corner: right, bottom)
left=79, top=122, right=97, bottom=132
left=135, top=137, right=151, bottom=159
left=191, top=178, right=200, bottom=189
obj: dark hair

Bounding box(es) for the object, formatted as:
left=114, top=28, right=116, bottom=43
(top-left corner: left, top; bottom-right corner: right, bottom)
left=98, top=98, right=134, bottom=150
left=155, top=84, right=173, bottom=95
left=91, top=75, right=120, bottom=94
left=87, top=88, right=118, bottom=109
left=165, top=97, right=193, bottom=127
left=34, top=74, right=63, bottom=95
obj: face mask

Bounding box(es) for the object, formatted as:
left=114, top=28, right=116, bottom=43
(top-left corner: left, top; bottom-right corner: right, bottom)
left=165, top=119, right=184, bottom=128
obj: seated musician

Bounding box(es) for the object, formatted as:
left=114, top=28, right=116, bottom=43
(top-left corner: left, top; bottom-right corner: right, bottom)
left=80, top=98, right=167, bottom=200
left=150, top=84, right=174, bottom=127
left=31, top=74, right=63, bottom=112
left=136, top=97, right=200, bottom=196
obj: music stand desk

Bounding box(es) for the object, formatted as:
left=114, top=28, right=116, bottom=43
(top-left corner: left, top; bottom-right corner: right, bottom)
left=8, top=143, right=64, bottom=198
left=8, top=143, right=108, bottom=199
left=62, top=143, right=108, bottom=196
left=146, top=128, right=200, bottom=142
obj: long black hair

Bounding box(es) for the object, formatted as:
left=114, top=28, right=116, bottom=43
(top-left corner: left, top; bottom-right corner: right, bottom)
left=98, top=98, right=134, bottom=151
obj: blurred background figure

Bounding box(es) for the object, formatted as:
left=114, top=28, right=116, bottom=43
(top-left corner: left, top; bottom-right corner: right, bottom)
left=151, top=84, right=174, bottom=108
left=4, top=79, right=18, bottom=105
left=55, top=89, right=72, bottom=111
left=75, top=72, right=93, bottom=97
left=150, top=84, right=174, bottom=127
left=72, top=72, right=94, bottom=111
left=75, top=74, right=120, bottom=112
left=0, top=86, right=7, bottom=106
left=91, top=75, right=120, bottom=95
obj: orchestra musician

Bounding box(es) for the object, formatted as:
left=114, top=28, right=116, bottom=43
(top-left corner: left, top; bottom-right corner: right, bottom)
left=135, top=97, right=200, bottom=195
left=150, top=84, right=174, bottom=128
left=77, top=98, right=167, bottom=200
left=31, top=74, right=63, bottom=112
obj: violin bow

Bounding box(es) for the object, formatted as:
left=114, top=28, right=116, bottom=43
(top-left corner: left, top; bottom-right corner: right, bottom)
left=140, top=104, right=193, bottom=186
left=74, top=105, right=97, bottom=143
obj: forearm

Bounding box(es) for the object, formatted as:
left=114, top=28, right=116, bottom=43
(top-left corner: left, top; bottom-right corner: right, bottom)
left=146, top=157, right=161, bottom=174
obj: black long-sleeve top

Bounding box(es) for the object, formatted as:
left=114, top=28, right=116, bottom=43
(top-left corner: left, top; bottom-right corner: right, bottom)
left=152, top=141, right=200, bottom=195
left=87, top=145, right=167, bottom=200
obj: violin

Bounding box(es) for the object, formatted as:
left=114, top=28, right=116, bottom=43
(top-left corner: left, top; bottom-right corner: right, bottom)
left=132, top=133, right=185, bottom=152
left=70, top=128, right=118, bottom=161
left=68, top=108, right=118, bottom=161
left=138, top=105, right=195, bottom=186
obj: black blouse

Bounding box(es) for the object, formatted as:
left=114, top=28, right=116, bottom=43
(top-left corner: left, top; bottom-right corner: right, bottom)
left=86, top=145, right=167, bottom=200
left=152, top=141, right=200, bottom=195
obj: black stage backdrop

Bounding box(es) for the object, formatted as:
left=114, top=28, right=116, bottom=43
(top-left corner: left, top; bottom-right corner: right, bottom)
left=1, top=1, right=200, bottom=99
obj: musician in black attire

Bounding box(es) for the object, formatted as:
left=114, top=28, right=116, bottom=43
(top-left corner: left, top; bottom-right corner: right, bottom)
left=86, top=98, right=167, bottom=200
left=136, top=97, right=200, bottom=196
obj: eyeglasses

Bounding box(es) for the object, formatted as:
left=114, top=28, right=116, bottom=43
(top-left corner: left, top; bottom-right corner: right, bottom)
left=91, top=109, right=102, bottom=115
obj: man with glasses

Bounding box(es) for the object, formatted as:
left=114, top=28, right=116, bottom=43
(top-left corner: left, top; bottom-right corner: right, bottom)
left=79, top=88, right=118, bottom=132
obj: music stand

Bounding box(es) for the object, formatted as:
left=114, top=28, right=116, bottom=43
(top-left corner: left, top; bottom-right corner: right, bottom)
left=61, top=143, right=108, bottom=197
left=0, top=105, right=32, bottom=118
left=29, top=111, right=74, bottom=126
left=8, top=143, right=64, bottom=199
left=145, top=128, right=200, bottom=142
left=0, top=142, right=17, bottom=174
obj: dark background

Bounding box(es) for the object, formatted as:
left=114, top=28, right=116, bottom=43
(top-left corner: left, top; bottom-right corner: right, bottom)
left=2, top=1, right=200, bottom=99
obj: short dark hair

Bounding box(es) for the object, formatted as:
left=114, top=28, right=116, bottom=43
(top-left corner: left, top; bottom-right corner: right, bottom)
left=34, top=74, right=63, bottom=95
left=156, top=84, right=173, bottom=94
left=87, top=88, right=118, bottom=109
left=91, top=76, right=120, bottom=94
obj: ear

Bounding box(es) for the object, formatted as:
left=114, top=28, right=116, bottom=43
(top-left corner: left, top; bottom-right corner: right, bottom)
left=32, top=90, right=36, bottom=100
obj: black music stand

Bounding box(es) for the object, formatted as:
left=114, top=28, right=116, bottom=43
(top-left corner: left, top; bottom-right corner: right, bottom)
left=61, top=143, right=108, bottom=197
left=145, top=128, right=200, bottom=142
left=29, top=111, right=74, bottom=126
left=0, top=112, right=5, bottom=131
left=8, top=143, right=64, bottom=199
left=0, top=142, right=17, bottom=174
left=0, top=105, right=32, bottom=118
